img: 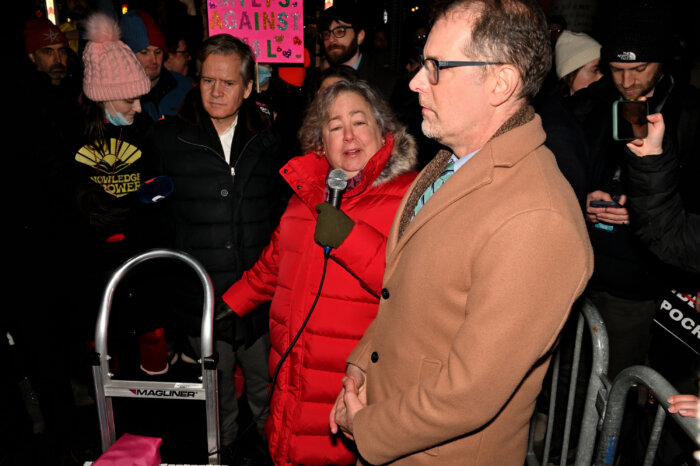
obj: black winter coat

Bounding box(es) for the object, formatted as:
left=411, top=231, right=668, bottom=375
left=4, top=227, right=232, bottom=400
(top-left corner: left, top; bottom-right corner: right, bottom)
left=625, top=80, right=700, bottom=283
left=147, top=90, right=287, bottom=338
left=627, top=144, right=700, bottom=278
left=568, top=75, right=700, bottom=299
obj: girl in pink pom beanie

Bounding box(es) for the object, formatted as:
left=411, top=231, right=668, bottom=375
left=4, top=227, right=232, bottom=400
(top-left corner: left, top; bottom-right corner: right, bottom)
left=82, top=13, right=151, bottom=128
left=67, top=13, right=165, bottom=375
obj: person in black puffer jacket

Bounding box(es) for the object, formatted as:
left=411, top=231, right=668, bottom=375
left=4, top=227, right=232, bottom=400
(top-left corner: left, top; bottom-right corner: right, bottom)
left=146, top=34, right=288, bottom=456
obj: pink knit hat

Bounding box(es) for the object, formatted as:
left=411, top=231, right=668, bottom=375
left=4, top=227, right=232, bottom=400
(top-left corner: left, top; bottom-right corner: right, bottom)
left=82, top=13, right=151, bottom=102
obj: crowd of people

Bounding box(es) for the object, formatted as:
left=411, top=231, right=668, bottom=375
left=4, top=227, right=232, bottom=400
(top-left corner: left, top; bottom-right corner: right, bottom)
left=6, top=0, right=699, bottom=465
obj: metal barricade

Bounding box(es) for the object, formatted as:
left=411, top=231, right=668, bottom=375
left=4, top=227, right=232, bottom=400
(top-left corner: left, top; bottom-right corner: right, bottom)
left=527, top=299, right=609, bottom=466
left=91, top=249, right=220, bottom=465
left=594, top=365, right=699, bottom=466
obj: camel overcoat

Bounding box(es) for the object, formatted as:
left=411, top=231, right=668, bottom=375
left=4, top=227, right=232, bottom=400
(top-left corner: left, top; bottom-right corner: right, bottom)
left=347, top=110, right=594, bottom=465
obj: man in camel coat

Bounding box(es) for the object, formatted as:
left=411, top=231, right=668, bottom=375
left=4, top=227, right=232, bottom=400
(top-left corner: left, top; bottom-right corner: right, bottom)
left=330, top=0, right=594, bottom=464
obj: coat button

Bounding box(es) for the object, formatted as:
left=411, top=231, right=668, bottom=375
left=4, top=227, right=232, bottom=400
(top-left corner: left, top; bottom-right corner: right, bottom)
left=371, top=352, right=379, bottom=363
left=224, top=241, right=233, bottom=249
left=381, top=288, right=390, bottom=299
left=220, top=188, right=229, bottom=197
left=296, top=185, right=302, bottom=190
left=283, top=169, right=288, bottom=174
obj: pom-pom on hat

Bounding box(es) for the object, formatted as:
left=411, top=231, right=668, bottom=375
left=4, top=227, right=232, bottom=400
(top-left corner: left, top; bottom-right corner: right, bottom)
left=120, top=10, right=167, bottom=54
left=555, top=31, right=601, bottom=79
left=24, top=18, right=67, bottom=54
left=82, top=13, right=151, bottom=102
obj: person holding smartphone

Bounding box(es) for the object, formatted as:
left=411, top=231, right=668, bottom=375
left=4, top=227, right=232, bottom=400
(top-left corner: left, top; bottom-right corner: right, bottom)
left=625, top=111, right=700, bottom=276
left=570, top=4, right=700, bottom=463
left=566, top=2, right=700, bottom=383
left=625, top=110, right=699, bottom=464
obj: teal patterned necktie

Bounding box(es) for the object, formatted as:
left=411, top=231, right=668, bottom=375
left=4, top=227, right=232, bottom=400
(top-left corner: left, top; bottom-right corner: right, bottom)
left=412, top=160, right=456, bottom=219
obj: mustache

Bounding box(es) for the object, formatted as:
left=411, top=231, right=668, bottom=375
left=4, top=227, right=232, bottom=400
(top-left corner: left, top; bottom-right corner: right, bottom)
left=50, top=64, right=66, bottom=72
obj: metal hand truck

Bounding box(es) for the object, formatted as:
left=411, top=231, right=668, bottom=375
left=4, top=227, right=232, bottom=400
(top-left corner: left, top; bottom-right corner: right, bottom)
left=91, top=249, right=221, bottom=465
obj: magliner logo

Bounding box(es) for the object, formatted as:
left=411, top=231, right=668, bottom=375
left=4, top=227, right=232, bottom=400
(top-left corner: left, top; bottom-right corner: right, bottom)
left=129, top=389, right=196, bottom=398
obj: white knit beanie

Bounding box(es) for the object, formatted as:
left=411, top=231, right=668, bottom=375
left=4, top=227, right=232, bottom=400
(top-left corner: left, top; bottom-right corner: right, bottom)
left=555, top=30, right=602, bottom=79
left=82, top=13, right=151, bottom=102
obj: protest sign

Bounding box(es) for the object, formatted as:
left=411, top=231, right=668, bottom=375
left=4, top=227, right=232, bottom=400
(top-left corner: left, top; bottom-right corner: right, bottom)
left=207, top=0, right=304, bottom=63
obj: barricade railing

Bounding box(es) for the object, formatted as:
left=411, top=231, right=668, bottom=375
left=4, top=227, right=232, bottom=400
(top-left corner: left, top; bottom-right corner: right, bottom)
left=527, top=299, right=609, bottom=466
left=91, top=249, right=220, bottom=465
left=593, top=365, right=699, bottom=466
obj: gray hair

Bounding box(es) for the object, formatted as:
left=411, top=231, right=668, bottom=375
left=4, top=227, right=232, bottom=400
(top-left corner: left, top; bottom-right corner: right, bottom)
left=197, top=34, right=255, bottom=85
left=299, top=80, right=399, bottom=153
left=432, top=0, right=551, bottom=101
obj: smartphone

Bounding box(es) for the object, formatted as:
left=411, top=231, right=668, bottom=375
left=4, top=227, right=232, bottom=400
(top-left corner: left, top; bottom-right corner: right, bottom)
left=612, top=100, right=649, bottom=141
left=589, top=200, right=621, bottom=208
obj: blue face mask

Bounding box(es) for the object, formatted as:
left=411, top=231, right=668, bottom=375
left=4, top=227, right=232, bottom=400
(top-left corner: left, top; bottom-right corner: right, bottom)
left=105, top=104, right=133, bottom=126
left=258, top=66, right=272, bottom=86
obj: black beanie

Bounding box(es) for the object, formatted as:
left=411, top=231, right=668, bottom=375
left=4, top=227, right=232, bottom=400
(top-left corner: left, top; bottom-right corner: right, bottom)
left=601, top=1, right=669, bottom=63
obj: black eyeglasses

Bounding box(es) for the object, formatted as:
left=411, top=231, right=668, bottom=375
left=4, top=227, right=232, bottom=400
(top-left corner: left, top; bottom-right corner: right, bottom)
left=320, top=25, right=353, bottom=40
left=420, top=56, right=504, bottom=85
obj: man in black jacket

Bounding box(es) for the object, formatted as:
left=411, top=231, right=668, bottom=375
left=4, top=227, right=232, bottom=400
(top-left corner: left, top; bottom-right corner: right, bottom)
left=148, top=34, right=286, bottom=458
left=574, top=0, right=699, bottom=393
left=12, top=17, right=84, bottom=457
left=318, top=5, right=398, bottom=101
left=573, top=6, right=699, bottom=462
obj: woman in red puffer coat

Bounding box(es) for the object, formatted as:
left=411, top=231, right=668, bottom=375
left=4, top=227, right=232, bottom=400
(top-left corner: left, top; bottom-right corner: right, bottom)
left=222, top=80, right=417, bottom=465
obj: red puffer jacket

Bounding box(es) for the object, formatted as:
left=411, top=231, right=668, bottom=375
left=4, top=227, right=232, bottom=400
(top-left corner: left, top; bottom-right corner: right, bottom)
left=223, top=129, right=417, bottom=465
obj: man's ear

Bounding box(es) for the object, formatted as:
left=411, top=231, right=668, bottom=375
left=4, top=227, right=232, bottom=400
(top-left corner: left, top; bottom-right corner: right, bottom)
left=28, top=53, right=36, bottom=64
left=489, top=64, right=519, bottom=106
left=244, top=79, right=253, bottom=99
left=356, top=29, right=365, bottom=46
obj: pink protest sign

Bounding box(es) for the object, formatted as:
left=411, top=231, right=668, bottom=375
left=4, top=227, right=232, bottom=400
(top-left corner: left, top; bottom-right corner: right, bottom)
left=207, top=0, right=304, bottom=64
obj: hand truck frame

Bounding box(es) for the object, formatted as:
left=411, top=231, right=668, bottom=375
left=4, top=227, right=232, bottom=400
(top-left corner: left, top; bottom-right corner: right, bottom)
left=91, top=249, right=220, bottom=464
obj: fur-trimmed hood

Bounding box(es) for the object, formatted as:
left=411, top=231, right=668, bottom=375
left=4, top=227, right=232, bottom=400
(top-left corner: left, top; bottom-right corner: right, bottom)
left=281, top=125, right=418, bottom=210
left=372, top=125, right=418, bottom=187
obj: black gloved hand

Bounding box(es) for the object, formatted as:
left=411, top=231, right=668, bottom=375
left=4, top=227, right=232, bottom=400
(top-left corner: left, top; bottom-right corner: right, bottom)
left=214, top=300, right=236, bottom=335
left=314, top=202, right=355, bottom=249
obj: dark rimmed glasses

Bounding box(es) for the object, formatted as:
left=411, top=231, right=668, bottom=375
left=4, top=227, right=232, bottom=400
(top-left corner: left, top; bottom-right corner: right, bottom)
left=420, top=56, right=504, bottom=85
left=320, top=25, right=353, bottom=40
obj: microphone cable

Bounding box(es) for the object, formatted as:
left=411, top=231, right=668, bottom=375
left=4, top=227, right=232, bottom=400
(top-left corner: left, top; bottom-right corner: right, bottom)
left=217, top=169, right=346, bottom=457
left=218, top=251, right=330, bottom=457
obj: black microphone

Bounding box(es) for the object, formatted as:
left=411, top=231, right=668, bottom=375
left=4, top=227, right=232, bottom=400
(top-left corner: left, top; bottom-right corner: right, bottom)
left=327, top=168, right=348, bottom=209
left=324, top=169, right=348, bottom=255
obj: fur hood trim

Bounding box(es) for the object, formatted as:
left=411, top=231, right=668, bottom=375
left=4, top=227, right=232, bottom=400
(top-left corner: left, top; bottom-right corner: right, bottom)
left=373, top=126, right=418, bottom=187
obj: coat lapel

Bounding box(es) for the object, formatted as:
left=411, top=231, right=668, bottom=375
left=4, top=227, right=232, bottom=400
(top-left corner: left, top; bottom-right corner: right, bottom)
left=386, top=106, right=542, bottom=270
left=397, top=149, right=453, bottom=239
left=387, top=145, right=495, bottom=268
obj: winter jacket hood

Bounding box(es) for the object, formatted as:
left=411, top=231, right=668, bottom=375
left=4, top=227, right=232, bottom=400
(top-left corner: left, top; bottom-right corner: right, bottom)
left=282, top=126, right=417, bottom=208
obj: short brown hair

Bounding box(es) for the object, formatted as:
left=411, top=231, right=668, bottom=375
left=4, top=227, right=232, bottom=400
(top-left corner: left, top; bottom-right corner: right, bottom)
left=431, top=0, right=551, bottom=101
left=197, top=34, right=255, bottom=84
left=299, top=80, right=399, bottom=153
